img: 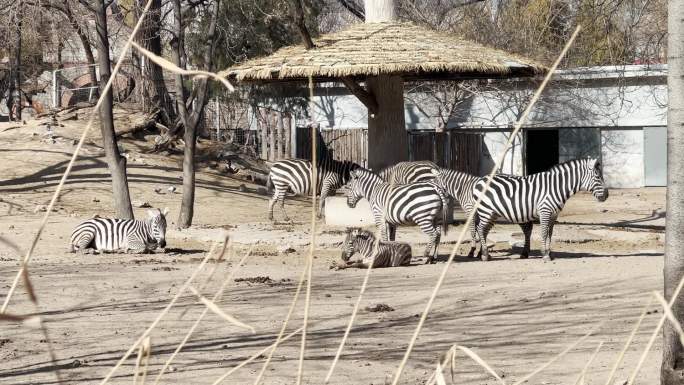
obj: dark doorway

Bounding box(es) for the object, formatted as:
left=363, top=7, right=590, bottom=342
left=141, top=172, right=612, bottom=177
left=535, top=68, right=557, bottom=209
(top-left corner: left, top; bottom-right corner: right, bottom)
left=526, top=130, right=559, bottom=175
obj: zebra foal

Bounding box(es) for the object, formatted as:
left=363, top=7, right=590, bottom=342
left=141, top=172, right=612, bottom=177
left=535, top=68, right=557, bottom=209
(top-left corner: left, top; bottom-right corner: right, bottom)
left=345, top=168, right=449, bottom=264
left=474, top=158, right=608, bottom=261
left=337, top=228, right=412, bottom=269
left=267, top=158, right=360, bottom=221
left=69, top=208, right=169, bottom=253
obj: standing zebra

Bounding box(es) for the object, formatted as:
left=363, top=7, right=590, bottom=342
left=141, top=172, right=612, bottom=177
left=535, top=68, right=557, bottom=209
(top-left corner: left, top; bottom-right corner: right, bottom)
left=267, top=158, right=360, bottom=221
left=430, top=167, right=482, bottom=258
left=69, top=208, right=169, bottom=253
left=345, top=168, right=449, bottom=264
left=338, top=228, right=412, bottom=269
left=474, top=158, right=608, bottom=261
left=379, top=160, right=439, bottom=184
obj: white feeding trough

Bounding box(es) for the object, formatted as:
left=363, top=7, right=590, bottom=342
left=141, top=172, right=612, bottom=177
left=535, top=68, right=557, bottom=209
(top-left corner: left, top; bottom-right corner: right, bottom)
left=324, top=196, right=375, bottom=227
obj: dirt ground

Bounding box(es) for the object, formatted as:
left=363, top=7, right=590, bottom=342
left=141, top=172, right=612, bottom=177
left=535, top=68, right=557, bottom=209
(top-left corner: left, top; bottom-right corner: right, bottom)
left=0, top=112, right=667, bottom=384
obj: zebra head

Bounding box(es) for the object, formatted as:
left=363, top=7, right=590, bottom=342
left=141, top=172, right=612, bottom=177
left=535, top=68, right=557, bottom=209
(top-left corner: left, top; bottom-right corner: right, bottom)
left=581, top=158, right=609, bottom=202
left=341, top=228, right=362, bottom=261
left=429, top=168, right=446, bottom=190
left=147, top=208, right=169, bottom=249
left=345, top=168, right=378, bottom=208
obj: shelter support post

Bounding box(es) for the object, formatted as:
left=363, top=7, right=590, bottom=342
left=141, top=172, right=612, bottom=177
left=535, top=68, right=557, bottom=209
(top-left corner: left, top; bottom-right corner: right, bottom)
left=365, top=75, right=408, bottom=171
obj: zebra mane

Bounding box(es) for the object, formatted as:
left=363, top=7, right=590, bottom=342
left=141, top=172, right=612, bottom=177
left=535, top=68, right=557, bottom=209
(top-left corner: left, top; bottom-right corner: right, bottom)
left=545, top=158, right=598, bottom=174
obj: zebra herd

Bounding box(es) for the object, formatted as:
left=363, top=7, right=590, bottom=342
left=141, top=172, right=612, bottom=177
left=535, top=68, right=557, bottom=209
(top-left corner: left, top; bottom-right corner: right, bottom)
left=265, top=156, right=608, bottom=266
left=68, top=155, right=608, bottom=266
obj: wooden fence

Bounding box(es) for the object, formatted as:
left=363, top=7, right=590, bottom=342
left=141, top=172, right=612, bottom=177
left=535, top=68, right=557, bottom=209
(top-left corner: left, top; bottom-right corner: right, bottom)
left=296, top=127, right=368, bottom=167
left=254, top=108, right=295, bottom=161
left=408, top=131, right=482, bottom=175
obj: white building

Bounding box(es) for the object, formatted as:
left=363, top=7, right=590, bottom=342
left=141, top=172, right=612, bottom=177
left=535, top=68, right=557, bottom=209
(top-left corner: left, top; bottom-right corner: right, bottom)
left=288, top=64, right=666, bottom=188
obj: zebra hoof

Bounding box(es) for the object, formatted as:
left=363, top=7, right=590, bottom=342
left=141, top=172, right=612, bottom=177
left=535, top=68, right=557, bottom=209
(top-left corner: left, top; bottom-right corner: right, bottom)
left=542, top=255, right=553, bottom=262
left=424, top=257, right=433, bottom=264
left=480, top=254, right=490, bottom=262
left=520, top=253, right=529, bottom=259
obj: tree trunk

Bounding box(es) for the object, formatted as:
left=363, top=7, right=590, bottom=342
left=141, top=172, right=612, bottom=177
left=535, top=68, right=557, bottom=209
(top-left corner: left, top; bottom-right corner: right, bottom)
left=663, top=0, right=684, bottom=383
left=14, top=1, right=22, bottom=121
left=365, top=75, right=408, bottom=170
left=135, top=0, right=173, bottom=124
left=364, top=0, right=396, bottom=22
left=94, top=0, right=134, bottom=219
left=173, top=0, right=219, bottom=228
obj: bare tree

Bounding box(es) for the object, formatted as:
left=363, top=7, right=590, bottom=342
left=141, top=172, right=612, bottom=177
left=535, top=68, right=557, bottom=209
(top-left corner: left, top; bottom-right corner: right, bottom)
left=79, top=0, right=134, bottom=219
left=171, top=0, right=220, bottom=228
left=662, top=0, right=684, bottom=382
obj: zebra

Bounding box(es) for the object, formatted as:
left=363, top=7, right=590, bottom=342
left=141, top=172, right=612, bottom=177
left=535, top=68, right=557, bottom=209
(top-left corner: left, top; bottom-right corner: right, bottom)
left=345, top=168, right=449, bottom=264
left=338, top=228, right=412, bottom=269
left=69, top=208, right=169, bottom=253
left=267, top=158, right=360, bottom=221
left=429, top=167, right=483, bottom=258
left=378, top=160, right=439, bottom=184
left=473, top=158, right=608, bottom=261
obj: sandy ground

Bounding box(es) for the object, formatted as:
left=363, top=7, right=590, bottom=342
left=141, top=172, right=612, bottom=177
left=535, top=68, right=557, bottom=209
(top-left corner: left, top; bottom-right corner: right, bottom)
left=0, top=113, right=667, bottom=385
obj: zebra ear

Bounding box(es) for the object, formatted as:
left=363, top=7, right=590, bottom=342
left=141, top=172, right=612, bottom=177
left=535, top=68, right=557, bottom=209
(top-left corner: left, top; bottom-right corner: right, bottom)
left=430, top=168, right=442, bottom=177
left=162, top=207, right=170, bottom=217
left=147, top=209, right=158, bottom=218
left=588, top=158, right=598, bottom=169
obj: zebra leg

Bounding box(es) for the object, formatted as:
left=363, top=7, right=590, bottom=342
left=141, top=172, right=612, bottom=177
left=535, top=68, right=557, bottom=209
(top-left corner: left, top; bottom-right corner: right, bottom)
left=467, top=209, right=479, bottom=258
left=539, top=215, right=555, bottom=261
left=519, top=222, right=533, bottom=259
left=317, top=182, right=333, bottom=219
left=426, top=225, right=442, bottom=264
left=476, top=218, right=494, bottom=262
left=388, top=224, right=397, bottom=242
left=125, top=236, right=149, bottom=254
left=268, top=189, right=279, bottom=221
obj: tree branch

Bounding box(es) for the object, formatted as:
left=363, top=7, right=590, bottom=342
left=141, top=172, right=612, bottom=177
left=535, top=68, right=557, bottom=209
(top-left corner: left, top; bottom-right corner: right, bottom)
left=292, top=0, right=315, bottom=49
left=336, top=0, right=364, bottom=21
left=340, top=77, right=378, bottom=115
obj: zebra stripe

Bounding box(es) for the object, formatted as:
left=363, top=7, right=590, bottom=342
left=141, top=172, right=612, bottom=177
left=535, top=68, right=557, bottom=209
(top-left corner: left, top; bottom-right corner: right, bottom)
left=267, top=158, right=359, bottom=221
left=340, top=228, right=412, bottom=268
left=346, top=168, right=449, bottom=264
left=69, top=208, right=168, bottom=253
left=473, top=158, right=608, bottom=261
left=378, top=160, right=439, bottom=184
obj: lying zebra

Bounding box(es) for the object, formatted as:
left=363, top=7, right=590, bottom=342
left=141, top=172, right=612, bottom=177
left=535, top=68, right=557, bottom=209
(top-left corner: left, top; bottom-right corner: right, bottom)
left=69, top=208, right=169, bottom=254
left=336, top=228, right=412, bottom=269
left=345, top=168, right=449, bottom=264
left=474, top=158, right=608, bottom=261
left=267, top=157, right=360, bottom=221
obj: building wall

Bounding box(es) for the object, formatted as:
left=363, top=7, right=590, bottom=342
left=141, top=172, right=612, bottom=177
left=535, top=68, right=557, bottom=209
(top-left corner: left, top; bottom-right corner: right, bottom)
left=601, top=129, right=645, bottom=188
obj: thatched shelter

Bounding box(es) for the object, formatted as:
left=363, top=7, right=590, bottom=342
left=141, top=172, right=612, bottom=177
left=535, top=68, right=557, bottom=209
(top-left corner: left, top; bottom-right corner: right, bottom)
left=225, top=22, right=544, bottom=82
left=224, top=3, right=545, bottom=170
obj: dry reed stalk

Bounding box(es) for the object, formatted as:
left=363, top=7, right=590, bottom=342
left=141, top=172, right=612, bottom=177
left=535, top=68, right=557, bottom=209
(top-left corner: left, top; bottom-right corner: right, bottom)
left=188, top=285, right=256, bottom=333
left=572, top=341, right=603, bottom=385
left=296, top=75, right=319, bottom=385
left=654, top=291, right=684, bottom=346
left=1, top=0, right=156, bottom=314
left=133, top=337, right=151, bottom=385
left=153, top=246, right=251, bottom=385
left=603, top=298, right=653, bottom=385
left=0, top=236, right=63, bottom=383
left=252, top=264, right=308, bottom=385
left=98, top=240, right=223, bottom=385
left=211, top=327, right=304, bottom=385
left=178, top=239, right=233, bottom=320
left=626, top=274, right=684, bottom=385
left=510, top=325, right=598, bottom=385
left=389, top=26, right=582, bottom=385
left=130, top=41, right=234, bottom=92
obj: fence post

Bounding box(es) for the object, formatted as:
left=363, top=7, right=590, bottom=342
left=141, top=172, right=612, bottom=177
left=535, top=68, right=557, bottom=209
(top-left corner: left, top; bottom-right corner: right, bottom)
left=276, top=112, right=284, bottom=159
left=284, top=113, right=291, bottom=159
left=52, top=69, right=59, bottom=109
left=269, top=111, right=276, bottom=161
left=215, top=97, right=220, bottom=140
left=259, top=108, right=268, bottom=160
left=289, top=114, right=297, bottom=158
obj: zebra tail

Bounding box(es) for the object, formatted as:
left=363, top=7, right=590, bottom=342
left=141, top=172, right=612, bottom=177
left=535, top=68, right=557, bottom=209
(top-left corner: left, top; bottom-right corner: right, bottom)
left=266, top=173, right=273, bottom=193
left=437, top=186, right=449, bottom=236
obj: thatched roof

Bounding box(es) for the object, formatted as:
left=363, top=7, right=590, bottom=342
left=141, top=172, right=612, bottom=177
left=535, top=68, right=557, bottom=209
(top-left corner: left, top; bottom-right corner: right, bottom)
left=224, top=22, right=546, bottom=82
